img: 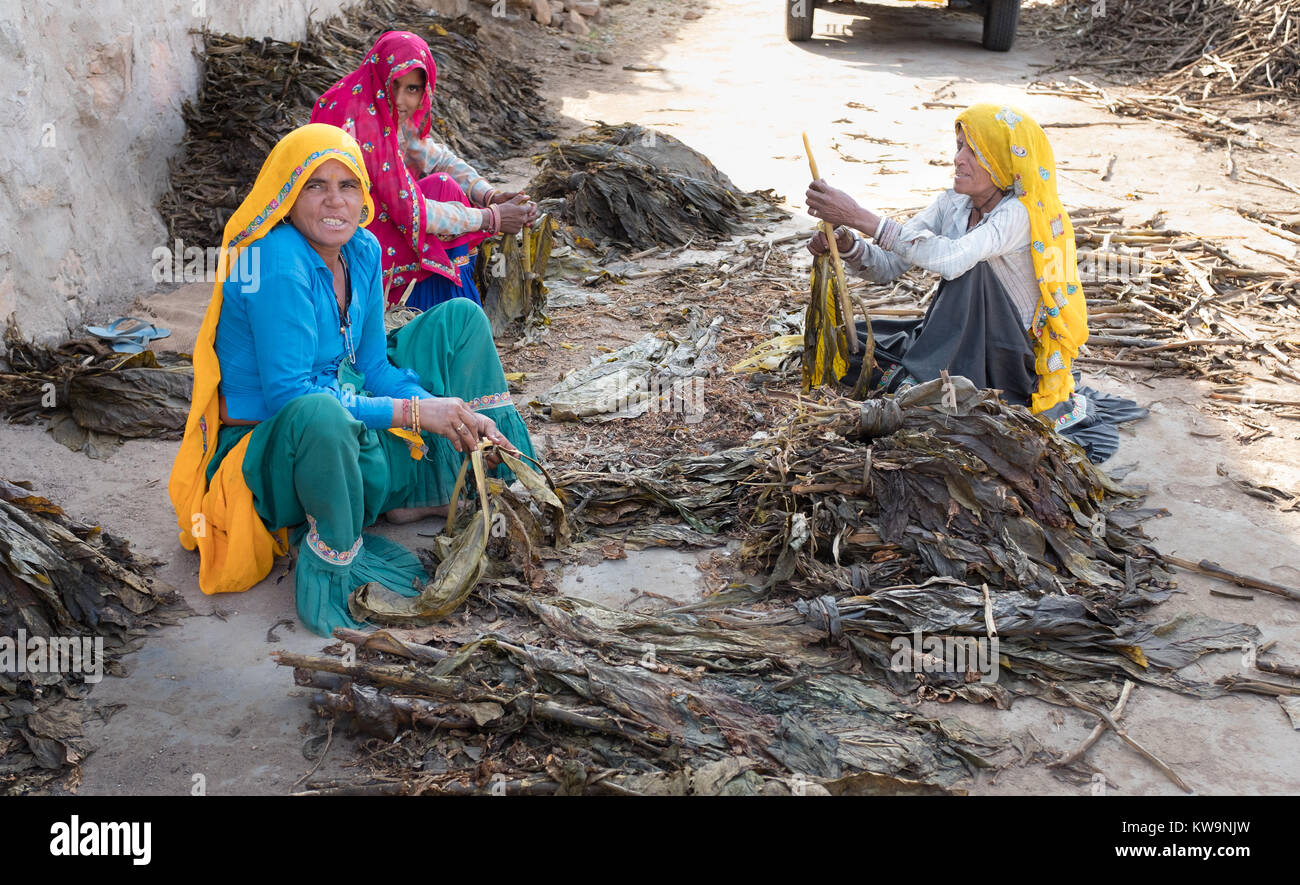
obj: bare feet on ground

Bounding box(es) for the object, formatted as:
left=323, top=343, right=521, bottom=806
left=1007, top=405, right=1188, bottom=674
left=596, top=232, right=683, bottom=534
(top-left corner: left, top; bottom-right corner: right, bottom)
left=384, top=505, right=450, bottom=524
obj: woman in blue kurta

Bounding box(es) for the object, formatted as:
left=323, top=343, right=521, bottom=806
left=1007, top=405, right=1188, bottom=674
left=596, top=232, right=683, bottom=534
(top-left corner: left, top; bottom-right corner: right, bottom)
left=176, top=123, right=535, bottom=637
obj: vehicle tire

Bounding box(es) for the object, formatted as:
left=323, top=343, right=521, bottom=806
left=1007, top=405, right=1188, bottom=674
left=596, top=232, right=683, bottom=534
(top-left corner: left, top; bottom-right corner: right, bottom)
left=981, top=0, right=1020, bottom=52
left=786, top=0, right=814, bottom=42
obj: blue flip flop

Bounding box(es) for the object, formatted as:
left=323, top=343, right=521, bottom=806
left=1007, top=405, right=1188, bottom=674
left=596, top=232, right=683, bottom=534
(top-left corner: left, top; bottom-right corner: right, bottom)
left=107, top=337, right=147, bottom=354
left=86, top=317, right=171, bottom=349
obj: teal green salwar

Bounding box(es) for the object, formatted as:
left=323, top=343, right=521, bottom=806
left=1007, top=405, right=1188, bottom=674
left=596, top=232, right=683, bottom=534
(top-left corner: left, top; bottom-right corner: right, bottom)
left=208, top=299, right=535, bottom=636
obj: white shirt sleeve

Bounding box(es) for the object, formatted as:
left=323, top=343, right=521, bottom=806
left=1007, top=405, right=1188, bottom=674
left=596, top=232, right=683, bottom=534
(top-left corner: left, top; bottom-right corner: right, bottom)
left=841, top=196, right=948, bottom=283
left=885, top=195, right=1031, bottom=281
left=841, top=232, right=911, bottom=283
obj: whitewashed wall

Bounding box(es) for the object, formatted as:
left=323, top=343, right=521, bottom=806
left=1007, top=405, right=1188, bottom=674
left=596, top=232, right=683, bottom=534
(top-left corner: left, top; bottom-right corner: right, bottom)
left=0, top=0, right=410, bottom=343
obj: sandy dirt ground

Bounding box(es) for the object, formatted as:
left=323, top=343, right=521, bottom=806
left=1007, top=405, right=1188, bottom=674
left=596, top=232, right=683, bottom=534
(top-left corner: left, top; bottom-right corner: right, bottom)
left=5, top=0, right=1299, bottom=795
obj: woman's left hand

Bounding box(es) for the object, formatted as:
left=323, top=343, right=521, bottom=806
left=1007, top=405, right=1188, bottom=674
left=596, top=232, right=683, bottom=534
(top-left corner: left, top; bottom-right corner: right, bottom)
left=473, top=413, right=517, bottom=470
left=492, top=191, right=539, bottom=225
left=805, top=179, right=864, bottom=229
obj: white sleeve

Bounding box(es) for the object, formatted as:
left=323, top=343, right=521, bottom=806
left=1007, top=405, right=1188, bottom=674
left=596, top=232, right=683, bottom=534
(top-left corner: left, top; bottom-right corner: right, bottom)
left=841, top=231, right=911, bottom=283
left=841, top=195, right=949, bottom=283
left=881, top=197, right=1031, bottom=281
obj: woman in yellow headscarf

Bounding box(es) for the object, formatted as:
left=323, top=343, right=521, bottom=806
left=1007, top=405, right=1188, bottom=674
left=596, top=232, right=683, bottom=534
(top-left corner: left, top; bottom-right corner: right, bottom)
left=806, top=103, right=1145, bottom=462
left=168, top=123, right=535, bottom=636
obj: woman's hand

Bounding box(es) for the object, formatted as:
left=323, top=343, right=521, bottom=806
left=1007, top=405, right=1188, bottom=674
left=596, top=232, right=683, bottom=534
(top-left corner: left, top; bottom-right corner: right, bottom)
left=419, top=397, right=482, bottom=453
left=472, top=413, right=518, bottom=470
left=496, top=194, right=539, bottom=234
left=472, top=413, right=517, bottom=454
left=807, top=227, right=855, bottom=256
left=805, top=179, right=865, bottom=229
left=490, top=190, right=530, bottom=206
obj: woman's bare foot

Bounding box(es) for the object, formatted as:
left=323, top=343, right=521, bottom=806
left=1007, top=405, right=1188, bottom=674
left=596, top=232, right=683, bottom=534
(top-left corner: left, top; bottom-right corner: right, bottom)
left=384, top=504, right=449, bottom=524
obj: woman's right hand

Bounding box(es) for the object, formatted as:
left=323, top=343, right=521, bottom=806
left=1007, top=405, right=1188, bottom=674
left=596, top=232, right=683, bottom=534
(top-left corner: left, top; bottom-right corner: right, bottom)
left=419, top=397, right=481, bottom=453
left=807, top=226, right=855, bottom=256
left=496, top=194, right=538, bottom=235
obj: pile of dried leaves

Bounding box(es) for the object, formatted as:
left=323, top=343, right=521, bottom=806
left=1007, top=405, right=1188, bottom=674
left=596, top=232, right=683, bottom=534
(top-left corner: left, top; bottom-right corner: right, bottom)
left=277, top=377, right=1256, bottom=795
left=159, top=0, right=554, bottom=246
left=529, top=123, right=785, bottom=251
left=474, top=215, right=557, bottom=339
left=0, top=480, right=184, bottom=794
left=0, top=324, right=192, bottom=460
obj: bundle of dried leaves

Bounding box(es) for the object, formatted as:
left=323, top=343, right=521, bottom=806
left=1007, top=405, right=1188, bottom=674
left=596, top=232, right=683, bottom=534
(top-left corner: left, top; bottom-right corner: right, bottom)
left=529, top=123, right=784, bottom=250
left=0, top=480, right=185, bottom=794
left=0, top=324, right=192, bottom=460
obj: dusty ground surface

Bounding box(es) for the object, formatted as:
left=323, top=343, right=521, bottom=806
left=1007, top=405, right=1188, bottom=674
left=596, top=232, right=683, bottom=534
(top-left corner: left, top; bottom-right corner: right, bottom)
left=5, top=0, right=1299, bottom=795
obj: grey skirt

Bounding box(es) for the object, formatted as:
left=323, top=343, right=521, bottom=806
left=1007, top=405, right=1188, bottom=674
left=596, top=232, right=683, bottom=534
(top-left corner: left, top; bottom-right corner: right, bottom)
left=844, top=262, right=1145, bottom=463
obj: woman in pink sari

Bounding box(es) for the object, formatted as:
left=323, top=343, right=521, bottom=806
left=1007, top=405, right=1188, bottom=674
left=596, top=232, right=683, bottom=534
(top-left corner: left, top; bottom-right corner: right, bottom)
left=311, top=30, right=536, bottom=310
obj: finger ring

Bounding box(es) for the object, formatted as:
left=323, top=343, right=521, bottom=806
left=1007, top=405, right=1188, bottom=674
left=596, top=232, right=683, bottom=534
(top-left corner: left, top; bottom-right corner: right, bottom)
left=457, top=424, right=467, bottom=432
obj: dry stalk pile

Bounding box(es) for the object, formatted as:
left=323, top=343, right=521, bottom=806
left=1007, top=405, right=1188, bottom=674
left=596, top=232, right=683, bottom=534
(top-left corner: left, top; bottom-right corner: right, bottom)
left=1049, top=0, right=1299, bottom=97
left=1063, top=207, right=1300, bottom=433
left=1029, top=1, right=1297, bottom=144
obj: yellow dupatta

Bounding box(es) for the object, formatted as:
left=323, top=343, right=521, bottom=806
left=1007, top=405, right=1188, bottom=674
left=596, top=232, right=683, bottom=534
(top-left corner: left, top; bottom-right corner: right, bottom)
left=167, top=124, right=377, bottom=594
left=956, top=104, right=1087, bottom=414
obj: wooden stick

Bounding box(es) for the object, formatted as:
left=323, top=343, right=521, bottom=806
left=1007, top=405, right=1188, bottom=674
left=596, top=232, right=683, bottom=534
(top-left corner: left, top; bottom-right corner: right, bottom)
left=272, top=651, right=466, bottom=698
left=1256, top=657, right=1300, bottom=679
left=1243, top=166, right=1300, bottom=198
left=803, top=132, right=860, bottom=356
left=1048, top=682, right=1194, bottom=793
left=291, top=718, right=335, bottom=791
left=1211, top=393, right=1300, bottom=407
left=1138, top=337, right=1250, bottom=353
left=1162, top=554, right=1300, bottom=603
left=1050, top=679, right=1135, bottom=769
left=1216, top=675, right=1300, bottom=697
left=980, top=583, right=998, bottom=640
left=292, top=783, right=406, bottom=797
left=1075, top=356, right=1166, bottom=369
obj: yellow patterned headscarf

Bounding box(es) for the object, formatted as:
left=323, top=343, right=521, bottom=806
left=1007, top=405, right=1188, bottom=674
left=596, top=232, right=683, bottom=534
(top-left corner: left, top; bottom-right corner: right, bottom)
left=956, top=103, right=1086, bottom=414
left=168, top=124, right=375, bottom=588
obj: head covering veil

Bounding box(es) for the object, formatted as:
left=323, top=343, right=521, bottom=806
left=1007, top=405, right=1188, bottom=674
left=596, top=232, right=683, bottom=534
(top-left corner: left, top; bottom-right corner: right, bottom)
left=312, top=30, right=468, bottom=299
left=167, top=123, right=374, bottom=592
left=956, top=103, right=1087, bottom=413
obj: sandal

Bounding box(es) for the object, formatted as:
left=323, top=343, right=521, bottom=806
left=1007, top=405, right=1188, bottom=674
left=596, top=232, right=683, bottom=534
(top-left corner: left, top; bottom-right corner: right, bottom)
left=106, top=337, right=147, bottom=354
left=85, top=316, right=171, bottom=351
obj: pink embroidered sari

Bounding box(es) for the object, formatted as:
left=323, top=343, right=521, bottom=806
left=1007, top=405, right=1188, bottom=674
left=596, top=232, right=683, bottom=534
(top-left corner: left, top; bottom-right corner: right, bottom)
left=311, top=31, right=487, bottom=301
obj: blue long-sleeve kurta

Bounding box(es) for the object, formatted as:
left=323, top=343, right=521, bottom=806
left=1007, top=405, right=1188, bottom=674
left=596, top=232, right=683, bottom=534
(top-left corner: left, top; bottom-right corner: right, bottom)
left=215, top=222, right=430, bottom=428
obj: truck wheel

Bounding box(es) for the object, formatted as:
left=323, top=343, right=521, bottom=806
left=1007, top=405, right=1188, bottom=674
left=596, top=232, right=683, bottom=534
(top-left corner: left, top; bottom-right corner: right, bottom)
left=786, top=0, right=814, bottom=42
left=982, top=0, right=1020, bottom=52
